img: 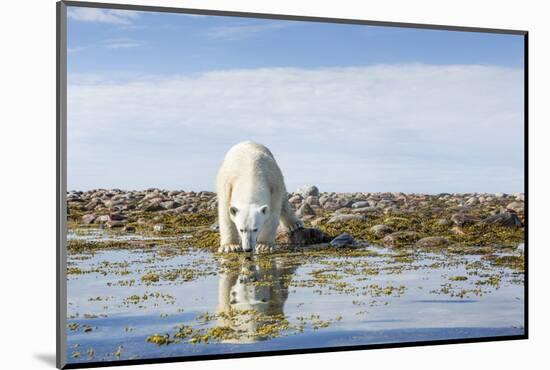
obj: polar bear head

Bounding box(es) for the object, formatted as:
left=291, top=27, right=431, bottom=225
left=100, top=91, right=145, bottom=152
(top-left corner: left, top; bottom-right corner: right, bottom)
left=229, top=204, right=269, bottom=252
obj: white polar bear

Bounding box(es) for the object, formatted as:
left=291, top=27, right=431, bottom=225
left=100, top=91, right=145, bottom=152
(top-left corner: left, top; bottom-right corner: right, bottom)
left=216, top=141, right=303, bottom=253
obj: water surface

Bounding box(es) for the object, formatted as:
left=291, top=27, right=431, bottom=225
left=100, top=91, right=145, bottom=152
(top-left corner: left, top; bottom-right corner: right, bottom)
left=66, top=230, right=524, bottom=364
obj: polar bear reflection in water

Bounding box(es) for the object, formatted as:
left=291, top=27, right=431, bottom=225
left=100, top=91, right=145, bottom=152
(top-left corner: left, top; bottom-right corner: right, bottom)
left=217, top=255, right=298, bottom=343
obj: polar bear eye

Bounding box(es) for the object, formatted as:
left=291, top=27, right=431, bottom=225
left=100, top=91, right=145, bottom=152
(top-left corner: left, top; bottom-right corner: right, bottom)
left=239, top=229, right=244, bottom=232
left=252, top=228, right=258, bottom=232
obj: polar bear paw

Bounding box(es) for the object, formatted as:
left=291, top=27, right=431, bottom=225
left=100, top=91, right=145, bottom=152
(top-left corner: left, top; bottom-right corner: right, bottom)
left=255, top=243, right=274, bottom=254
left=288, top=220, right=304, bottom=232
left=218, top=244, right=243, bottom=253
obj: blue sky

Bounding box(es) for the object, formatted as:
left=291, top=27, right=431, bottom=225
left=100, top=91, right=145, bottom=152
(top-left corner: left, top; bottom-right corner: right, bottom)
left=67, top=6, right=525, bottom=193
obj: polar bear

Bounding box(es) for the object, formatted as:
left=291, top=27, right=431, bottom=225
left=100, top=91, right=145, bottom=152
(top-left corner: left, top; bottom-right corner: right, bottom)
left=216, top=141, right=303, bottom=253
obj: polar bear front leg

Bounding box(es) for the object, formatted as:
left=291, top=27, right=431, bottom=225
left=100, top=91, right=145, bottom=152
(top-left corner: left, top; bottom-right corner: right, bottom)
left=217, top=197, right=242, bottom=253
left=256, top=204, right=281, bottom=254
left=218, top=220, right=241, bottom=253
left=280, top=197, right=304, bottom=232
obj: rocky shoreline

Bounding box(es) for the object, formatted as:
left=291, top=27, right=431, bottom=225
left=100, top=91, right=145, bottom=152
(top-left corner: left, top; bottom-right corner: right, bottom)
left=67, top=186, right=525, bottom=260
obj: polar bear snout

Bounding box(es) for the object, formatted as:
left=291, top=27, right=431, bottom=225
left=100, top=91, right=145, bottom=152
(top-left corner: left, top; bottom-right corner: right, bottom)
left=240, top=231, right=256, bottom=252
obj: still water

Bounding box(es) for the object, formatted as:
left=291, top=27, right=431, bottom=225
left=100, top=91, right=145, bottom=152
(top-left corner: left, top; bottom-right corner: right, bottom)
left=66, top=230, right=524, bottom=364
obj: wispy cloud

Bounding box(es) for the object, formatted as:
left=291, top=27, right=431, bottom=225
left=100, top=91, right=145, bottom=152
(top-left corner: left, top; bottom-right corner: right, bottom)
left=67, top=8, right=140, bottom=25
left=68, top=45, right=90, bottom=54
left=68, top=38, right=142, bottom=53
left=207, top=22, right=291, bottom=40
left=102, top=38, right=142, bottom=49
left=67, top=64, right=524, bottom=193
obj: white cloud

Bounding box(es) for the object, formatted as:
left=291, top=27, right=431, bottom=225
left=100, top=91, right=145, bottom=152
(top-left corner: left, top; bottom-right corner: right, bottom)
left=67, top=64, right=524, bottom=193
left=102, top=38, right=142, bottom=49
left=67, top=8, right=140, bottom=25
left=207, top=22, right=291, bottom=40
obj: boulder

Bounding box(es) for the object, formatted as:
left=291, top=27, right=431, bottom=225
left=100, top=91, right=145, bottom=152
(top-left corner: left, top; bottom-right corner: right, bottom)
left=124, top=226, right=136, bottom=233
left=296, top=203, right=316, bottom=217
left=305, top=196, right=320, bottom=206
left=143, top=203, right=164, bottom=212
left=327, top=213, right=366, bottom=224
left=297, top=185, right=319, bottom=198
left=160, top=201, right=181, bottom=210
left=506, top=201, right=524, bottom=213
left=351, top=201, right=371, bottom=209
left=450, top=213, right=477, bottom=226
left=106, top=220, right=125, bottom=228
left=276, top=227, right=328, bottom=245
left=370, top=224, right=394, bottom=238
left=416, top=236, right=449, bottom=248
left=436, top=218, right=451, bottom=226
left=479, top=212, right=523, bottom=228
left=81, top=214, right=96, bottom=224
left=383, top=231, right=420, bottom=247
left=451, top=226, right=466, bottom=235
left=329, top=233, right=355, bottom=247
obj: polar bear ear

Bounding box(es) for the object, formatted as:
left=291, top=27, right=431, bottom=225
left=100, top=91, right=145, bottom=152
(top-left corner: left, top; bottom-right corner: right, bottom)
left=260, top=205, right=269, bottom=215
left=229, top=206, right=238, bottom=216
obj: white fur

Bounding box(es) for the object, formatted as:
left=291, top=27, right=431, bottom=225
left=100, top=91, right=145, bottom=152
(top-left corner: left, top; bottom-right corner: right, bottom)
left=216, top=141, right=303, bottom=253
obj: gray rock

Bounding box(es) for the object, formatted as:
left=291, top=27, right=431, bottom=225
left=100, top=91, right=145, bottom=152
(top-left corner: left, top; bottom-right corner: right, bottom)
left=515, top=193, right=525, bottom=202
left=323, top=202, right=341, bottom=211
left=209, top=222, right=219, bottom=231
left=143, top=203, right=164, bottom=212
left=383, top=231, right=420, bottom=247
left=277, top=227, right=328, bottom=245
left=95, top=215, right=111, bottom=223
left=352, top=201, right=371, bottom=209
left=106, top=220, right=125, bottom=228
left=327, top=213, right=366, bottom=224
left=416, top=236, right=449, bottom=248
left=288, top=195, right=303, bottom=204
left=109, top=213, right=125, bottom=221
left=329, top=233, right=355, bottom=247
left=81, top=214, right=96, bottom=224
left=297, top=185, right=319, bottom=198
left=506, top=201, right=524, bottom=213
left=451, top=213, right=477, bottom=226
left=436, top=218, right=451, bottom=226
left=479, top=212, right=522, bottom=228
left=160, top=201, right=181, bottom=210
left=124, top=226, right=136, bottom=233
left=296, top=203, right=315, bottom=217
left=451, top=226, right=466, bottom=235
left=305, top=196, right=320, bottom=206
left=351, top=206, right=379, bottom=214
left=376, top=199, right=395, bottom=209
left=370, top=224, right=393, bottom=237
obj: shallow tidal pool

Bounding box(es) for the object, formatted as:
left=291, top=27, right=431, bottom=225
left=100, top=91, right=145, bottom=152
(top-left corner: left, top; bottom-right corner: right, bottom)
left=66, top=229, right=524, bottom=364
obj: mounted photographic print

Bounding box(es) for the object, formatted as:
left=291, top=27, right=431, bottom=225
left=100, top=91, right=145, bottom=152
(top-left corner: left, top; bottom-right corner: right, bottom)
left=57, top=1, right=528, bottom=368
